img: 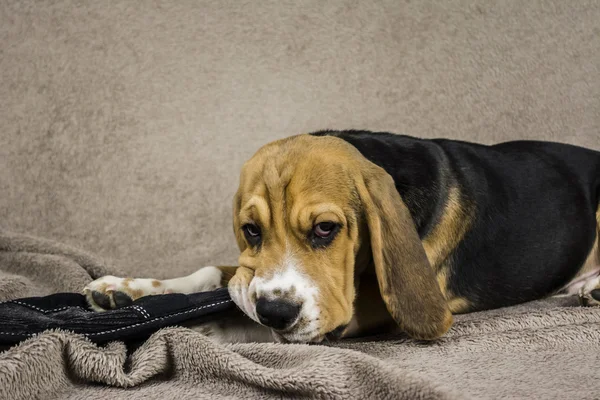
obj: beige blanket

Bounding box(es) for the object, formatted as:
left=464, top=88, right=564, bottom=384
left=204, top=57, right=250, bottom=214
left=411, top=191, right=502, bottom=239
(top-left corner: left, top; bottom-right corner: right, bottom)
left=1, top=228, right=599, bottom=400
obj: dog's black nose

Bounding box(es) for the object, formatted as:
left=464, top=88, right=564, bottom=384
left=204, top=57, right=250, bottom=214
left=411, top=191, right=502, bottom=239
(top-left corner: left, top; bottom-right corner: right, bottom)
left=255, top=298, right=301, bottom=330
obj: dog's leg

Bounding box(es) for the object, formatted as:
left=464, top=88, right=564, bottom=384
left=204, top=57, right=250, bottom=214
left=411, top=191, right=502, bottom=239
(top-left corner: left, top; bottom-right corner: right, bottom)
left=83, top=266, right=275, bottom=343
left=83, top=266, right=235, bottom=311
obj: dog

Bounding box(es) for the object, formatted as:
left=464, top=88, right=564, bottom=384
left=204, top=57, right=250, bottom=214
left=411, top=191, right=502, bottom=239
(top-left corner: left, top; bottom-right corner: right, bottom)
left=84, top=130, right=600, bottom=344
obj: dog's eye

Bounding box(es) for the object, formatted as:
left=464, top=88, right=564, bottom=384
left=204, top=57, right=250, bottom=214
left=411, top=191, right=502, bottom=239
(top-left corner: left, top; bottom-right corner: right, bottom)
left=314, top=222, right=335, bottom=238
left=242, top=223, right=261, bottom=246
left=310, top=222, right=340, bottom=248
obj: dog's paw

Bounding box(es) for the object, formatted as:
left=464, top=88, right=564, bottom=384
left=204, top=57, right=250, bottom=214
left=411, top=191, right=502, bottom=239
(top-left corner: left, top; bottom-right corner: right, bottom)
left=83, top=276, right=167, bottom=311
left=579, top=275, right=600, bottom=306
left=565, top=268, right=600, bottom=306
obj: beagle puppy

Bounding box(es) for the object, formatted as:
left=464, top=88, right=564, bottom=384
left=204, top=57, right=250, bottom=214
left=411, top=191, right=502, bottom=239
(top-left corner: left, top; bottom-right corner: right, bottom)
left=85, top=130, right=600, bottom=343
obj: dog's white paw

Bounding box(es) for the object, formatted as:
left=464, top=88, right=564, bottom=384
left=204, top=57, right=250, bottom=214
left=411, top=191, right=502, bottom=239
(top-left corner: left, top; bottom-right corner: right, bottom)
left=578, top=272, right=600, bottom=306
left=83, top=275, right=167, bottom=311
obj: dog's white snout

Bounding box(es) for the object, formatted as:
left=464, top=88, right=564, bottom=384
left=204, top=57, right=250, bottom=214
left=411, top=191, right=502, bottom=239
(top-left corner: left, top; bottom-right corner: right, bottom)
left=252, top=267, right=320, bottom=336
left=230, top=254, right=322, bottom=341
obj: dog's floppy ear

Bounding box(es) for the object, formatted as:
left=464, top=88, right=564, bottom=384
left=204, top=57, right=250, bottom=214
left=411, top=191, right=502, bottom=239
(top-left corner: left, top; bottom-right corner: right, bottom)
left=355, top=162, right=452, bottom=340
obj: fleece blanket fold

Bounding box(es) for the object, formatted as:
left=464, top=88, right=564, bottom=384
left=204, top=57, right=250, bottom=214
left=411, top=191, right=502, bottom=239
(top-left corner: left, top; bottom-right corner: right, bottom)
left=1, top=228, right=600, bottom=400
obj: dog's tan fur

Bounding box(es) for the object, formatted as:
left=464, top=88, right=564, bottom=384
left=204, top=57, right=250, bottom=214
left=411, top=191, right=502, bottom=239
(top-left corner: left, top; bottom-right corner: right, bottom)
left=424, top=187, right=474, bottom=313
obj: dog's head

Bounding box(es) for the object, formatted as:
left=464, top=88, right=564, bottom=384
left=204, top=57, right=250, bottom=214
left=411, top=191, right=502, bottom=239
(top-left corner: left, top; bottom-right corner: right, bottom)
left=229, top=134, right=451, bottom=343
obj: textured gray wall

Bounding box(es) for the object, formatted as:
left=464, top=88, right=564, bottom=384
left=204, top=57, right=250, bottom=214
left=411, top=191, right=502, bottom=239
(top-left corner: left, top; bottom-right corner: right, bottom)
left=1, top=1, right=598, bottom=277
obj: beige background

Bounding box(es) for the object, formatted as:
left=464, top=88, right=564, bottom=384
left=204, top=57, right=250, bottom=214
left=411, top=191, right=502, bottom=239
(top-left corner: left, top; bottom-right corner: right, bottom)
left=1, top=0, right=598, bottom=278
